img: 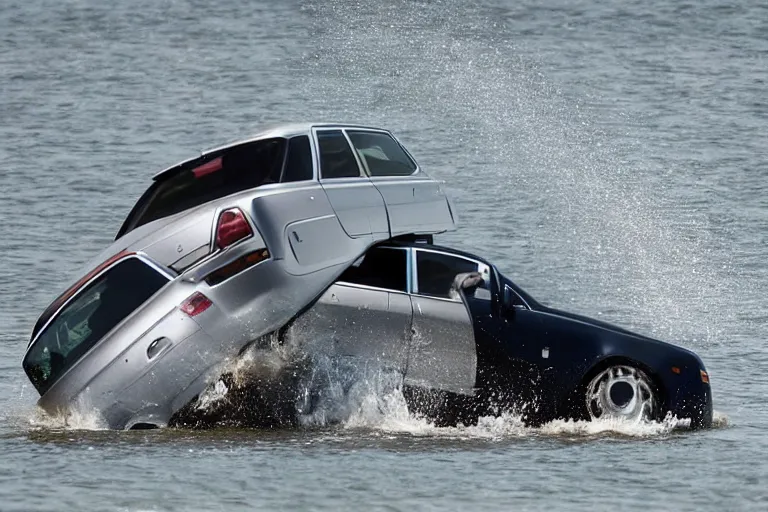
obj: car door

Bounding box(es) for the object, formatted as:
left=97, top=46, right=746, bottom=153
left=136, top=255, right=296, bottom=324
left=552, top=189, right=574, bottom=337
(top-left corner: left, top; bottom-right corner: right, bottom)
left=285, top=247, right=412, bottom=375
left=344, top=130, right=455, bottom=237
left=406, top=248, right=488, bottom=396
left=314, top=129, right=389, bottom=239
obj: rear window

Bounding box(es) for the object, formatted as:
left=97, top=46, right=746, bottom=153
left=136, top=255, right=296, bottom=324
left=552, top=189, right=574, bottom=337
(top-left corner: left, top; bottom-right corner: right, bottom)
left=23, top=258, right=169, bottom=395
left=346, top=131, right=417, bottom=176
left=119, top=138, right=287, bottom=236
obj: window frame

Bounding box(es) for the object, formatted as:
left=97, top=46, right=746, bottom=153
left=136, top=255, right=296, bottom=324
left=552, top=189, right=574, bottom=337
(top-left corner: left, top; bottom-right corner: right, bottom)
left=503, top=283, right=531, bottom=310
left=26, top=253, right=173, bottom=352
left=313, top=128, right=365, bottom=180
left=345, top=129, right=419, bottom=178
left=311, top=127, right=421, bottom=181
left=411, top=247, right=492, bottom=303
left=279, top=135, right=317, bottom=183
left=334, top=246, right=410, bottom=294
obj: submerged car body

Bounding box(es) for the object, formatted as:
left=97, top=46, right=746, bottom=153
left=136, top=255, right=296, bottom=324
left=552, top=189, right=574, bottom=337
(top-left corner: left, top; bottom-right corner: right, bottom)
left=23, top=123, right=457, bottom=429
left=284, top=242, right=713, bottom=428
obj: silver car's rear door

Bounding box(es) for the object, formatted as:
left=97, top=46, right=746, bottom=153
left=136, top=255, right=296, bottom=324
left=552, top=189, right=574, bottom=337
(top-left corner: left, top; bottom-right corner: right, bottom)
left=406, top=247, right=489, bottom=396
left=313, top=128, right=390, bottom=239
left=344, top=129, right=456, bottom=237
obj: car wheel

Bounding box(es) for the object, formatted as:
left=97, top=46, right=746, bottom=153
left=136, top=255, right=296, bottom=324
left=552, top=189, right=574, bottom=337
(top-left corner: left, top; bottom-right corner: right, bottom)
left=585, top=364, right=659, bottom=423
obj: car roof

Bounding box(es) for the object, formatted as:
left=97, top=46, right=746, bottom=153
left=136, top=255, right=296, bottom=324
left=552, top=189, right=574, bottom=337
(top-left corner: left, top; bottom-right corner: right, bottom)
left=152, top=122, right=393, bottom=181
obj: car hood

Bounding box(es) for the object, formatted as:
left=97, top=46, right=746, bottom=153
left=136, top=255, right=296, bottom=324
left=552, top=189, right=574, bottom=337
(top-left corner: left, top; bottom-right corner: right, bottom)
left=534, top=305, right=706, bottom=366
left=536, top=305, right=667, bottom=345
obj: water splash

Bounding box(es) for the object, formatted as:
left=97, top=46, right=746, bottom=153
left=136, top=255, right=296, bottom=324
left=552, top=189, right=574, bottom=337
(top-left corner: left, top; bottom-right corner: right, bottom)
left=26, top=399, right=107, bottom=431
left=186, top=335, right=723, bottom=439
left=296, top=0, right=735, bottom=347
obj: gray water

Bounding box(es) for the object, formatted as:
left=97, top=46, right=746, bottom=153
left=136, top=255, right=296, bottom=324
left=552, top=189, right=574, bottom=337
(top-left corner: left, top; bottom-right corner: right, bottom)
left=1, top=0, right=766, bottom=510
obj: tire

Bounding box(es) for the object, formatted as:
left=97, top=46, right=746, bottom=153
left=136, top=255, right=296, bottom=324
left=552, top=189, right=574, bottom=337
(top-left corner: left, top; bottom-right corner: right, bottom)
left=585, top=364, right=660, bottom=423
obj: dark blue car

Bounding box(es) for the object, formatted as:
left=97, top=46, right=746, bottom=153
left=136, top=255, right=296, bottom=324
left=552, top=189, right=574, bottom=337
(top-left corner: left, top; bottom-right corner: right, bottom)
left=176, top=239, right=713, bottom=429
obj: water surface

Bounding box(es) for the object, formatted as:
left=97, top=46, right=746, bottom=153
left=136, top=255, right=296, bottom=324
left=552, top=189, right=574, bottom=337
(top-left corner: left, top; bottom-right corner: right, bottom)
left=1, top=0, right=766, bottom=510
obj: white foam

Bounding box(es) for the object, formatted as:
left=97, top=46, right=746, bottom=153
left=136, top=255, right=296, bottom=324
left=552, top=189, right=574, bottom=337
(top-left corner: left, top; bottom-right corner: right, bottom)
left=338, top=385, right=692, bottom=440
left=27, top=399, right=107, bottom=431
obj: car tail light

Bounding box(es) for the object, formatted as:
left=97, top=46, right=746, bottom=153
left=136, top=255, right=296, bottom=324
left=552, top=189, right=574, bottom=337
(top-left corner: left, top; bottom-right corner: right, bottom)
left=179, top=292, right=212, bottom=317
left=215, top=208, right=252, bottom=249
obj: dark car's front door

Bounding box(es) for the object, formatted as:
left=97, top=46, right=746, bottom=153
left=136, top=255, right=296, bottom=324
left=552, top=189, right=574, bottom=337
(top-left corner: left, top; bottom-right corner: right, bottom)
left=406, top=248, right=489, bottom=396
left=475, top=281, right=549, bottom=420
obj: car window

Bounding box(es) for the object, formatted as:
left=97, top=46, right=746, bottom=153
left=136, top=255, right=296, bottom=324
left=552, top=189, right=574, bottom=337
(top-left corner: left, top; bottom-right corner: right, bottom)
left=23, top=258, right=170, bottom=395
left=346, top=131, right=417, bottom=177
left=282, top=135, right=313, bottom=182
left=122, top=138, right=287, bottom=234
left=337, top=247, right=407, bottom=292
left=416, top=250, right=490, bottom=300
left=317, top=130, right=362, bottom=179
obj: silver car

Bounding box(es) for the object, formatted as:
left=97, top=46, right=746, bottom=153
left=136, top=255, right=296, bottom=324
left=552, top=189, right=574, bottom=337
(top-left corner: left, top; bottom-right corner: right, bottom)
left=22, top=123, right=457, bottom=429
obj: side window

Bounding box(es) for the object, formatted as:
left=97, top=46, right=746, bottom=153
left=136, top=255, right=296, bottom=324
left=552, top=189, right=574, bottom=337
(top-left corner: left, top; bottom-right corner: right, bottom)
left=317, top=130, right=362, bottom=179
left=282, top=135, right=314, bottom=183
left=337, top=247, right=407, bottom=292
left=346, top=131, right=417, bottom=176
left=416, top=250, right=490, bottom=300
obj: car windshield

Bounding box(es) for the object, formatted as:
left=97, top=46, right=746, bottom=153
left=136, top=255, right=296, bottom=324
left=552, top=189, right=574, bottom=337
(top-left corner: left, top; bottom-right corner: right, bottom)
left=23, top=258, right=170, bottom=395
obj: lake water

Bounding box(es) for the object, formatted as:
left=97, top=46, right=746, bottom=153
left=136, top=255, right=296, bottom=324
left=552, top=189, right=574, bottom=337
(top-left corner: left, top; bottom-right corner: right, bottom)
left=1, top=0, right=766, bottom=510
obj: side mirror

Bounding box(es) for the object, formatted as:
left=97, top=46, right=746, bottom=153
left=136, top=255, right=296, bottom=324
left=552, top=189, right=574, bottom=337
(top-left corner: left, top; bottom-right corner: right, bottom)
left=501, top=285, right=519, bottom=318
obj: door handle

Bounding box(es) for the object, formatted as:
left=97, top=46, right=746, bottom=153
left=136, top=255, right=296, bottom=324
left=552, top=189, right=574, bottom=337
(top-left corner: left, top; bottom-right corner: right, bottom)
left=147, top=337, right=172, bottom=360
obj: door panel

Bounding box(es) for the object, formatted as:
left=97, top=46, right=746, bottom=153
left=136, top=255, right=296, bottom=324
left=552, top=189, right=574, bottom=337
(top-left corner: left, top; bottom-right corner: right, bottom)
left=315, top=129, right=389, bottom=238
left=287, top=284, right=411, bottom=374
left=406, top=296, right=477, bottom=395
left=370, top=177, right=454, bottom=236
left=320, top=179, right=389, bottom=237
left=285, top=215, right=358, bottom=269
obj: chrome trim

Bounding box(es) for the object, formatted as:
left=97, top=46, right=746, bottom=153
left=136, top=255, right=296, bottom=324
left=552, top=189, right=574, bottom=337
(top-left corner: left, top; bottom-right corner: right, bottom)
left=24, top=253, right=173, bottom=356
left=412, top=293, right=462, bottom=304
left=409, top=247, right=485, bottom=303
left=405, top=247, right=413, bottom=293
left=342, top=129, right=370, bottom=177
left=306, top=132, right=320, bottom=182
left=136, top=252, right=175, bottom=280
left=413, top=246, right=484, bottom=266
left=334, top=282, right=409, bottom=296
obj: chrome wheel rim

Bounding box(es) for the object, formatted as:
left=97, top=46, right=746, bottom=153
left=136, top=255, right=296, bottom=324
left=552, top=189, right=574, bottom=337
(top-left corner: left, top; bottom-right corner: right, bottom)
left=586, top=365, right=657, bottom=422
